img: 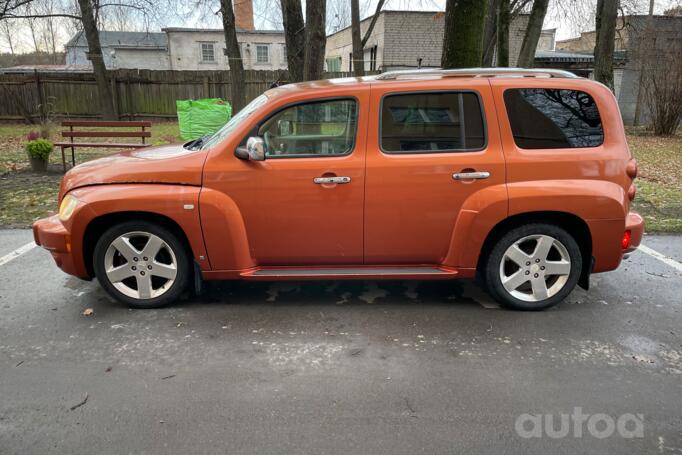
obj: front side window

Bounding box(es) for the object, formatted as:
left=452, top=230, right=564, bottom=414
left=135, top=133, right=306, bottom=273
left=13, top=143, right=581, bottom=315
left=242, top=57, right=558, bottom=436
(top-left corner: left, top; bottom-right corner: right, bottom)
left=381, top=92, right=486, bottom=153
left=256, top=44, right=269, bottom=63
left=503, top=88, right=604, bottom=149
left=200, top=42, right=215, bottom=62
left=258, top=99, right=358, bottom=157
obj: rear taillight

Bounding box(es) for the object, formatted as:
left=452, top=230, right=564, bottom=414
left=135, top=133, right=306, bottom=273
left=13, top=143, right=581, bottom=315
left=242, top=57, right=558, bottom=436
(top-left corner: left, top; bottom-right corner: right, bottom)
left=622, top=230, right=632, bottom=249
left=626, top=159, right=638, bottom=179
left=628, top=184, right=637, bottom=201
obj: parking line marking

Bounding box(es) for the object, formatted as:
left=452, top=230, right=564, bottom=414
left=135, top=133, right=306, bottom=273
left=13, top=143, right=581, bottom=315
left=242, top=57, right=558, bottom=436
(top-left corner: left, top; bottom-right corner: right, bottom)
left=0, top=242, right=37, bottom=267
left=638, top=244, right=682, bottom=273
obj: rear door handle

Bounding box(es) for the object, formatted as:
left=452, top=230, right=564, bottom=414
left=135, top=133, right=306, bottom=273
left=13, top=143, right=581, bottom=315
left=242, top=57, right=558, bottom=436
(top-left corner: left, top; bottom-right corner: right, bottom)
left=452, top=171, right=490, bottom=180
left=314, top=176, right=351, bottom=184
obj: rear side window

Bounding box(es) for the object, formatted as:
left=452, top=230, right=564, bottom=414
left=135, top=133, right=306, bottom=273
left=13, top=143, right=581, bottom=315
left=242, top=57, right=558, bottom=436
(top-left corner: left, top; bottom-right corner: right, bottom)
left=381, top=92, right=486, bottom=153
left=503, top=88, right=603, bottom=149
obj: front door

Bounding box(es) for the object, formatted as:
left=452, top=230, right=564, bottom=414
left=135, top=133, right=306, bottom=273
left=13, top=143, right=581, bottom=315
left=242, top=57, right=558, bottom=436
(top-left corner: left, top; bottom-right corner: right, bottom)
left=364, top=79, right=506, bottom=264
left=216, top=92, right=368, bottom=266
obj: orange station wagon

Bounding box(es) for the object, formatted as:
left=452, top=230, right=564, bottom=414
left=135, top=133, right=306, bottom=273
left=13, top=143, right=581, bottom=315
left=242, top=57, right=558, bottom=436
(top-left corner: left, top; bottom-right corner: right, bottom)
left=33, top=68, right=644, bottom=310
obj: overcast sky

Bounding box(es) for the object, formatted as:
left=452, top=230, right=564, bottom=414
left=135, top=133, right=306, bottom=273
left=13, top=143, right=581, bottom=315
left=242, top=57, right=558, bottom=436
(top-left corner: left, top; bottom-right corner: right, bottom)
left=0, top=0, right=679, bottom=54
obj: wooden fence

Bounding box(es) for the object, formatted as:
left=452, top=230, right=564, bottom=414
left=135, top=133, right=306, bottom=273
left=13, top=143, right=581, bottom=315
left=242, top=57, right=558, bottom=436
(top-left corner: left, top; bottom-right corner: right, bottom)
left=0, top=69, right=368, bottom=122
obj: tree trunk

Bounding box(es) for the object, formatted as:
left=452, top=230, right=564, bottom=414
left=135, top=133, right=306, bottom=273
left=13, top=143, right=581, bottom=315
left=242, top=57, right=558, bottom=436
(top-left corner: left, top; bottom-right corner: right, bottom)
left=361, top=0, right=385, bottom=47
left=496, top=0, right=510, bottom=66
left=280, top=0, right=305, bottom=82
left=303, top=0, right=326, bottom=81
left=516, top=0, right=549, bottom=67
left=593, top=0, right=618, bottom=91
left=482, top=0, right=499, bottom=67
left=77, top=0, right=116, bottom=120
left=441, top=0, right=488, bottom=69
left=351, top=0, right=364, bottom=76
left=219, top=0, right=246, bottom=112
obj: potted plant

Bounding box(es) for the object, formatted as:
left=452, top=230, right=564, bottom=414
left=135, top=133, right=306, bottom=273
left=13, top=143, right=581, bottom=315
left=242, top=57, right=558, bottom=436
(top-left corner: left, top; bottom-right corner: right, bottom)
left=25, top=137, right=54, bottom=172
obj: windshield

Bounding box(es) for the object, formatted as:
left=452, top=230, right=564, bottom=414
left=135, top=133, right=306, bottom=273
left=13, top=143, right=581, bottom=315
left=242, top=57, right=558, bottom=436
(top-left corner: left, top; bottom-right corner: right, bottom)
left=200, top=94, right=269, bottom=150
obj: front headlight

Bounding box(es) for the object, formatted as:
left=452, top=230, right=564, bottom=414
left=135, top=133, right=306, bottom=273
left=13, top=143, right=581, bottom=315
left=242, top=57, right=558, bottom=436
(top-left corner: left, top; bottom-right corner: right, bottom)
left=58, top=194, right=79, bottom=221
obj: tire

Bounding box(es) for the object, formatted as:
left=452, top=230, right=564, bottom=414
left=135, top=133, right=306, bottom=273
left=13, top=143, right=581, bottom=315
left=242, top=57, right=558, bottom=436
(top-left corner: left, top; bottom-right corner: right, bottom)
left=484, top=223, right=582, bottom=311
left=93, top=221, right=191, bottom=309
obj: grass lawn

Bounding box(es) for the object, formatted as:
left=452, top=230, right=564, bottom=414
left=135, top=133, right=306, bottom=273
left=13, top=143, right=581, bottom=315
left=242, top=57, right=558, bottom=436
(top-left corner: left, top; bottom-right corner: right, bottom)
left=0, top=122, right=181, bottom=227
left=627, top=128, right=682, bottom=233
left=0, top=122, right=680, bottom=232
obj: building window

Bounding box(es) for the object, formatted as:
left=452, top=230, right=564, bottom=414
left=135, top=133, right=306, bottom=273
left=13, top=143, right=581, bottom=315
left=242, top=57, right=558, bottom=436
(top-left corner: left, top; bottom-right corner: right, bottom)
left=326, top=57, right=341, bottom=72
left=369, top=45, right=377, bottom=71
left=200, top=42, right=215, bottom=62
left=503, top=88, right=603, bottom=149
left=281, top=44, right=287, bottom=62
left=348, top=53, right=353, bottom=72
left=256, top=44, right=269, bottom=63
left=381, top=92, right=486, bottom=153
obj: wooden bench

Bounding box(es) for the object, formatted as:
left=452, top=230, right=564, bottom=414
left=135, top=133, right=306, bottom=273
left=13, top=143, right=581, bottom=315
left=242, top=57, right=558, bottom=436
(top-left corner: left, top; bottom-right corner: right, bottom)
left=55, top=120, right=152, bottom=171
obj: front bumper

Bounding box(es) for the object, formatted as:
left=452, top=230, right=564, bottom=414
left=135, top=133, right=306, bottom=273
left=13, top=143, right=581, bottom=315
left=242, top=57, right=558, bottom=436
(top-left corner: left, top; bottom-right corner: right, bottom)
left=33, top=215, right=89, bottom=279
left=624, top=211, right=645, bottom=254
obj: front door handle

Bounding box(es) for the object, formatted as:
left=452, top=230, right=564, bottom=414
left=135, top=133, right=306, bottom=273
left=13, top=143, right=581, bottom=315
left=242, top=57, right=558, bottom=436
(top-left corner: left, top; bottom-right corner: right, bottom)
left=452, top=171, right=490, bottom=181
left=313, top=176, right=351, bottom=184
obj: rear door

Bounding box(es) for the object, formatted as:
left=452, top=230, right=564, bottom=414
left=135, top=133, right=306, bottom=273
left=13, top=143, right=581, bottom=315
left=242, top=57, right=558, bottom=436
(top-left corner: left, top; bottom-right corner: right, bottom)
left=364, top=79, right=506, bottom=264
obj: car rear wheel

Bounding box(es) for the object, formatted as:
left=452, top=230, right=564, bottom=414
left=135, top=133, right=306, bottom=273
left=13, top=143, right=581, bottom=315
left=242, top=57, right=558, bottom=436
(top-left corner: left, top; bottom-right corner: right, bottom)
left=93, top=221, right=190, bottom=309
left=484, top=223, right=582, bottom=311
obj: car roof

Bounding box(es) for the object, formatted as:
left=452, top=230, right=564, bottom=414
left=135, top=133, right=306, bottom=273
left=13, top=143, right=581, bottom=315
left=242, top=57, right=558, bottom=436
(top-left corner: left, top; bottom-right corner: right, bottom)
left=265, top=68, right=596, bottom=99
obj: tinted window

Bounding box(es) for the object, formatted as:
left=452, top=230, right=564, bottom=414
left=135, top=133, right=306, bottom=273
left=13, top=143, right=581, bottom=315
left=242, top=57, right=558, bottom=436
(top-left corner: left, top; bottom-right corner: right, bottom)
left=504, top=89, right=604, bottom=149
left=259, top=99, right=357, bottom=157
left=381, top=92, right=485, bottom=153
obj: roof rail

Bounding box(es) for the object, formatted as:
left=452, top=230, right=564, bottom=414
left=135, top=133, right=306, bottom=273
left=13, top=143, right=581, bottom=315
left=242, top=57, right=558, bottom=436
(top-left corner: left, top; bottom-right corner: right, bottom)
left=375, top=68, right=580, bottom=80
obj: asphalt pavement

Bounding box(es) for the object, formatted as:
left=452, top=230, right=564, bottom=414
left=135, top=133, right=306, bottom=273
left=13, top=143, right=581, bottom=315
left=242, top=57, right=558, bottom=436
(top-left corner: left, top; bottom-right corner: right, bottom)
left=1, top=229, right=681, bottom=454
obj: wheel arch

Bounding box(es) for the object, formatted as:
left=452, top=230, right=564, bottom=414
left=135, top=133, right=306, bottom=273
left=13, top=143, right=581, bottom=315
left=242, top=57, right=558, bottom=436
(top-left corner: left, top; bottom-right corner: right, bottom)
left=476, top=211, right=593, bottom=288
left=83, top=211, right=195, bottom=279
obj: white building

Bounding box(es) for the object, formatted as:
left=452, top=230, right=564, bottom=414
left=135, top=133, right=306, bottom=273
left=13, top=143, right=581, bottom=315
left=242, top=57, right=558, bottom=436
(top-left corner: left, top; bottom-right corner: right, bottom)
left=64, top=0, right=287, bottom=72
left=163, top=28, right=287, bottom=71
left=65, top=31, right=169, bottom=70
left=325, top=10, right=557, bottom=72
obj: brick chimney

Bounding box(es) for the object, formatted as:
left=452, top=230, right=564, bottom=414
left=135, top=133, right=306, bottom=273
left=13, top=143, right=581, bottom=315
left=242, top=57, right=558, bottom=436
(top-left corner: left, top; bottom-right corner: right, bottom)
left=233, top=0, right=254, bottom=30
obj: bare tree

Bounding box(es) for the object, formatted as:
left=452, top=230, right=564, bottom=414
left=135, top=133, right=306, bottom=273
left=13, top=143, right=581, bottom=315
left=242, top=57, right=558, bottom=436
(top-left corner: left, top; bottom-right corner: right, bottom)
left=76, top=0, right=116, bottom=119
left=280, top=0, right=304, bottom=81
left=360, top=0, right=384, bottom=48
left=0, top=18, right=15, bottom=53
left=639, top=33, right=682, bottom=134
left=350, top=0, right=363, bottom=76
left=219, top=0, right=246, bottom=112
left=303, top=0, right=326, bottom=80
left=442, top=0, right=488, bottom=68
left=496, top=0, right=510, bottom=66
left=593, top=0, right=618, bottom=90
left=516, top=0, right=549, bottom=67
left=482, top=0, right=499, bottom=66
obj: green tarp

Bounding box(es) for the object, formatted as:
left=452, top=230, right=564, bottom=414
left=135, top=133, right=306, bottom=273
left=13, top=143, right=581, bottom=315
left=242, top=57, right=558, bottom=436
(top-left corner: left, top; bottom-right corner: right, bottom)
left=176, top=98, right=232, bottom=141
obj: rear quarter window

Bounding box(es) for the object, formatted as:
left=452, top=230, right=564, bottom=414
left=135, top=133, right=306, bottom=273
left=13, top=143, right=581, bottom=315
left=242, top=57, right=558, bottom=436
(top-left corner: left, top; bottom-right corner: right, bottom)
left=503, top=88, right=604, bottom=149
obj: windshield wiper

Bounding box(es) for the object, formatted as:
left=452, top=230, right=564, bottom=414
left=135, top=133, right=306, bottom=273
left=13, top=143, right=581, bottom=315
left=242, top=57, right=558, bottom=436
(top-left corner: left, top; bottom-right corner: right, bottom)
left=184, top=134, right=211, bottom=150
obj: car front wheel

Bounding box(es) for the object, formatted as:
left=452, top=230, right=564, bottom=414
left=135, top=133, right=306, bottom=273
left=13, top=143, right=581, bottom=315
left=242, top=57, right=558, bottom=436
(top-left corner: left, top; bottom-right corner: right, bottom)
left=484, top=223, right=582, bottom=311
left=93, top=221, right=190, bottom=308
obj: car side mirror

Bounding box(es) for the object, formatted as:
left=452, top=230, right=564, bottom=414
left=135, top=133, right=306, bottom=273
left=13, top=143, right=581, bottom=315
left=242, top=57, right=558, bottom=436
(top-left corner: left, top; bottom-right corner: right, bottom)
left=235, top=136, right=266, bottom=161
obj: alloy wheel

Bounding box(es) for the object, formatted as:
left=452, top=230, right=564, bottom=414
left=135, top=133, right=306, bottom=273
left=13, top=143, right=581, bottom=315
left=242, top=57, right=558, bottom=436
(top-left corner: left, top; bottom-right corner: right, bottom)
left=103, top=231, right=178, bottom=300
left=498, top=234, right=572, bottom=302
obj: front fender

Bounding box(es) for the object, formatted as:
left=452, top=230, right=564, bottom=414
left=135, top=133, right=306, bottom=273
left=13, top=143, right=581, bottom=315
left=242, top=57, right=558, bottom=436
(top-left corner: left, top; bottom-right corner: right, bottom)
left=70, top=184, right=210, bottom=272
left=198, top=187, right=255, bottom=272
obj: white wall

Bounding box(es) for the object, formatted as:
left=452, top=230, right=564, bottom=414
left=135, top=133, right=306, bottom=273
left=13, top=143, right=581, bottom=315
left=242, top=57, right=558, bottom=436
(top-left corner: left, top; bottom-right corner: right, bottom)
left=167, top=30, right=287, bottom=71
